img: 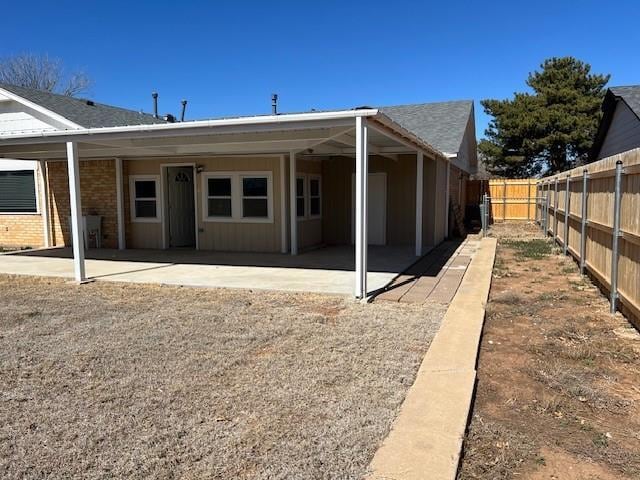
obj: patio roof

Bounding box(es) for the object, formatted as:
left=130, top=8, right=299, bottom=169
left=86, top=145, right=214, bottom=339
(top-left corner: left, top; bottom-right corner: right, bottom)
left=0, top=109, right=447, bottom=162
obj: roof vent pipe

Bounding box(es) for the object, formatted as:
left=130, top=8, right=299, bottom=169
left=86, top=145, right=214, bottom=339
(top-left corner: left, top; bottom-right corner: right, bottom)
left=271, top=93, right=278, bottom=115
left=152, top=92, right=159, bottom=118
left=180, top=99, right=187, bottom=122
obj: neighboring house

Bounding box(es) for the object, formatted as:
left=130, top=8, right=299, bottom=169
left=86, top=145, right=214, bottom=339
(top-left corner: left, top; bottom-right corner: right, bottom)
left=0, top=83, right=477, bottom=297
left=591, top=85, right=640, bottom=160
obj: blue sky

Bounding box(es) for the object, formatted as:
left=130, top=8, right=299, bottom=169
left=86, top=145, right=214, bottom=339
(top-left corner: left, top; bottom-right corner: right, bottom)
left=3, top=1, right=639, bottom=137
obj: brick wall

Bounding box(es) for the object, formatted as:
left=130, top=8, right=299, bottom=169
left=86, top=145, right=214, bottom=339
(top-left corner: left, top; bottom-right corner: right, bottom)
left=0, top=167, right=45, bottom=248
left=47, top=159, right=118, bottom=248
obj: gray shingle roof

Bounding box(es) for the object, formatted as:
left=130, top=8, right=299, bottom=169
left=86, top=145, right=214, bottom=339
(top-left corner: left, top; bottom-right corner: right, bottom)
left=380, top=100, right=473, bottom=154
left=610, top=85, right=640, bottom=119
left=0, top=82, right=166, bottom=128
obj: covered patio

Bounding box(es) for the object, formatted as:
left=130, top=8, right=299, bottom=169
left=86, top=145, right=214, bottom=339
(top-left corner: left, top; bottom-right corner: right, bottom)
left=0, top=109, right=450, bottom=298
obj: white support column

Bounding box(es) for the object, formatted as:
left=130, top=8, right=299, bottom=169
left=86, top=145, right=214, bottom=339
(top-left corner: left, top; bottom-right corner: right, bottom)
left=289, top=150, right=298, bottom=255
left=444, top=161, right=451, bottom=238
left=38, top=160, right=51, bottom=248
left=280, top=155, right=288, bottom=253
left=355, top=116, right=369, bottom=299
left=66, top=142, right=86, bottom=283
left=114, top=158, right=125, bottom=250
left=415, top=151, right=423, bottom=256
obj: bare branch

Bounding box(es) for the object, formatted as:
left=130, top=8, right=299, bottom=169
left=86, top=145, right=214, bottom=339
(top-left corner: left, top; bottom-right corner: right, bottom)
left=0, top=53, right=92, bottom=97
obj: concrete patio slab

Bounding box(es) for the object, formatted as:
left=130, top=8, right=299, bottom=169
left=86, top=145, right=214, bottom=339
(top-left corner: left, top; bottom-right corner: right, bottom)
left=0, top=245, right=418, bottom=296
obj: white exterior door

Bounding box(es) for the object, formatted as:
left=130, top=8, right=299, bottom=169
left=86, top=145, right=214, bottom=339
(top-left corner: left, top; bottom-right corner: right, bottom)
left=167, top=166, right=195, bottom=247
left=352, top=172, right=387, bottom=246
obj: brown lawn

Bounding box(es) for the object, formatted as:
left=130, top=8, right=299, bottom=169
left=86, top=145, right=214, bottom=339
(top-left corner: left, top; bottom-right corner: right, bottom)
left=0, top=276, right=445, bottom=480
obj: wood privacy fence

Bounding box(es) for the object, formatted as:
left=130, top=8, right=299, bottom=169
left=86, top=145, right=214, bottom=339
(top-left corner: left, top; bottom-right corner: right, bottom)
left=489, top=179, right=538, bottom=220
left=535, top=148, right=640, bottom=325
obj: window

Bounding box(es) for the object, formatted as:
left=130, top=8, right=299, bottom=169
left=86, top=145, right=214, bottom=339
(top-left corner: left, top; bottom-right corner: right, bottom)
left=130, top=176, right=160, bottom=222
left=242, top=176, right=269, bottom=218
left=202, top=172, right=273, bottom=223
left=309, top=176, right=321, bottom=218
left=296, top=177, right=305, bottom=217
left=0, top=170, right=37, bottom=214
left=206, top=177, right=232, bottom=217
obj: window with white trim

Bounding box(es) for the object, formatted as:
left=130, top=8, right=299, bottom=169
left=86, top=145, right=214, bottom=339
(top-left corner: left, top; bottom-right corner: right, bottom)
left=0, top=170, right=37, bottom=214
left=202, top=172, right=273, bottom=223
left=206, top=176, right=232, bottom=218
left=296, top=176, right=305, bottom=218
left=130, top=176, right=160, bottom=222
left=309, top=175, right=321, bottom=218
left=242, top=176, right=269, bottom=218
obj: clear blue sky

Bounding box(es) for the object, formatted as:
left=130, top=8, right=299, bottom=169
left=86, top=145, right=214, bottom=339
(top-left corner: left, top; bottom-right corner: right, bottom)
left=3, top=0, right=639, bottom=137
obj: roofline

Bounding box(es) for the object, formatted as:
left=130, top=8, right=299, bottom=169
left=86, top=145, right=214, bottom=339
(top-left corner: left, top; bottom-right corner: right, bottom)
left=0, top=107, right=450, bottom=162
left=0, top=86, right=83, bottom=130
left=0, top=109, right=379, bottom=143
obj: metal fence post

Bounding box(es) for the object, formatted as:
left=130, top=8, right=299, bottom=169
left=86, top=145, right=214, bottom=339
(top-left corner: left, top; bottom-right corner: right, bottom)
left=610, top=160, right=624, bottom=314
left=527, top=183, right=540, bottom=223
left=484, top=193, right=490, bottom=236
left=553, top=178, right=559, bottom=242
left=580, top=169, right=589, bottom=275
left=503, top=179, right=507, bottom=221
left=564, top=174, right=570, bottom=255
left=545, top=193, right=550, bottom=237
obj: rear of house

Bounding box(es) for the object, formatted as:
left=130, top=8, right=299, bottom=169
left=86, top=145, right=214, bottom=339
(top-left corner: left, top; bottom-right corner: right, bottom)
left=0, top=84, right=477, bottom=296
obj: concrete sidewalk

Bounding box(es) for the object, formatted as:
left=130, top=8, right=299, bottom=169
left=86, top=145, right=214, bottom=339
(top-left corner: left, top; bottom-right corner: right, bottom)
left=368, top=237, right=497, bottom=480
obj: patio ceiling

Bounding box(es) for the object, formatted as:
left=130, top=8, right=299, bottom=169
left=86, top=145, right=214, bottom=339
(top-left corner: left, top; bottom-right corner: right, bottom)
left=0, top=109, right=446, bottom=161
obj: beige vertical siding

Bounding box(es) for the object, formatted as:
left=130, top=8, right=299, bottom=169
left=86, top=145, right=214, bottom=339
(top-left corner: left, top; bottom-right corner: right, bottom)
left=322, top=154, right=417, bottom=246
left=123, top=156, right=285, bottom=252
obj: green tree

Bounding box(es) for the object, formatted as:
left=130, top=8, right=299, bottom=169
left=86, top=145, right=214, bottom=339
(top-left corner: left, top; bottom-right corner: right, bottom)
left=479, top=57, right=610, bottom=177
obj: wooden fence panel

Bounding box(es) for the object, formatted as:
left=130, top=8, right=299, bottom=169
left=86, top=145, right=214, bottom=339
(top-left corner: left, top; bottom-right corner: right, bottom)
left=536, top=148, right=640, bottom=326
left=488, top=179, right=537, bottom=221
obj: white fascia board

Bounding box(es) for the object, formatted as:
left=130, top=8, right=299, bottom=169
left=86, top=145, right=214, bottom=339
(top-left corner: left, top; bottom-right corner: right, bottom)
left=0, top=87, right=83, bottom=130
left=0, top=109, right=379, bottom=145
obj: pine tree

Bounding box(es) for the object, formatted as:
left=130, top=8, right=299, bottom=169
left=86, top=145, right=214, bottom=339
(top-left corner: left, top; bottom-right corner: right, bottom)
left=479, top=57, right=609, bottom=177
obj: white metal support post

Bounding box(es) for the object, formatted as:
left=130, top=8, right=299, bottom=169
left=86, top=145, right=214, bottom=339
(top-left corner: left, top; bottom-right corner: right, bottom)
left=580, top=169, right=589, bottom=275
left=563, top=175, right=570, bottom=255
left=66, top=141, right=87, bottom=283
left=415, top=151, right=424, bottom=256
left=289, top=150, right=297, bottom=255
left=355, top=116, right=369, bottom=299
left=115, top=158, right=125, bottom=250
left=38, top=160, right=51, bottom=248
left=610, top=160, right=623, bottom=314
left=280, top=154, right=287, bottom=253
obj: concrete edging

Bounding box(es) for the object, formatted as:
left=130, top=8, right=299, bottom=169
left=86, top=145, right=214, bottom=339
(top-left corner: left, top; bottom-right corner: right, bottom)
left=368, top=237, right=497, bottom=480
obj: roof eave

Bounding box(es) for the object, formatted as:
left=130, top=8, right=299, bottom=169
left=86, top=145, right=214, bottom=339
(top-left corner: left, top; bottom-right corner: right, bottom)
left=0, top=109, right=380, bottom=146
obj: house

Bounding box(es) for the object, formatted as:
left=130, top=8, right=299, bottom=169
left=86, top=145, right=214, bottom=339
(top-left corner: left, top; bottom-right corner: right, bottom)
left=591, top=85, right=640, bottom=160
left=0, top=83, right=477, bottom=298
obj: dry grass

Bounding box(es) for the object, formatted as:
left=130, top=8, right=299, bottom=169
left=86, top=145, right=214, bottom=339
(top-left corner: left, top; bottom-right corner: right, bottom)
left=0, top=275, right=445, bottom=479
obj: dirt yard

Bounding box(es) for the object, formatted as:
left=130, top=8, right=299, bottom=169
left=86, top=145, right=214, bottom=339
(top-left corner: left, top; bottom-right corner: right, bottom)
left=458, top=223, right=640, bottom=479
left=0, top=276, right=445, bottom=480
